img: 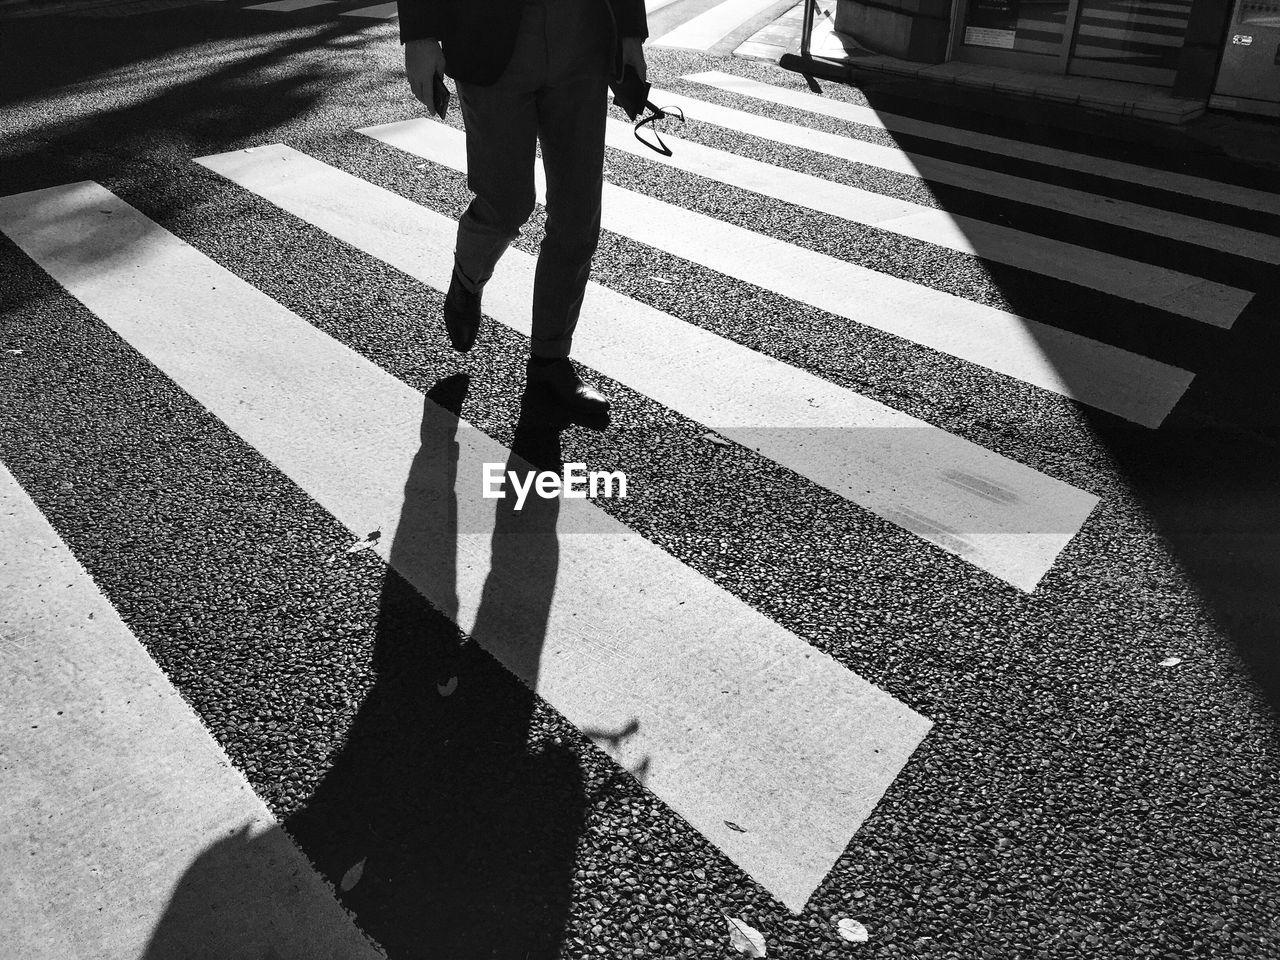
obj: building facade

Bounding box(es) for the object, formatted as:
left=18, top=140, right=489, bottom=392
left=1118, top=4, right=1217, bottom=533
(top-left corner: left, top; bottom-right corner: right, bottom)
left=834, top=0, right=1280, bottom=117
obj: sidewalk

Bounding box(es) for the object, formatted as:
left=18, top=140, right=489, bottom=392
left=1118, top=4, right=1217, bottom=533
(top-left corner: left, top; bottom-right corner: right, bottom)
left=735, top=1, right=1280, bottom=172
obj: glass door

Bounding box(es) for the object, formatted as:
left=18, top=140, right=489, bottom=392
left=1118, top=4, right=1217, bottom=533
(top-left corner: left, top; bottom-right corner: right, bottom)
left=953, top=0, right=1076, bottom=71
left=1066, top=0, right=1194, bottom=84
left=951, top=0, right=1195, bottom=86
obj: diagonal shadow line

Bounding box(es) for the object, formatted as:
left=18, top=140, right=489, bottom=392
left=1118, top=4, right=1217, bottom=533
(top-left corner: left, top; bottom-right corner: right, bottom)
left=684, top=64, right=1280, bottom=727
left=842, top=81, right=1280, bottom=731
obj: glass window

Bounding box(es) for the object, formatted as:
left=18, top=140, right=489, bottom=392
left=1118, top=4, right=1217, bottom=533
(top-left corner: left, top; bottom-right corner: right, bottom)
left=961, top=0, right=1072, bottom=56
left=1070, top=0, right=1193, bottom=72
left=1234, top=0, right=1280, bottom=27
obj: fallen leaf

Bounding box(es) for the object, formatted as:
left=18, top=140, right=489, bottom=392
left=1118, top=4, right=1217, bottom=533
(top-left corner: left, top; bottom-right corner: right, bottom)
left=437, top=675, right=458, bottom=697
left=836, top=918, right=869, bottom=943
left=724, top=820, right=747, bottom=832
left=1159, top=657, right=1183, bottom=668
left=725, top=917, right=766, bottom=957
left=339, top=857, right=365, bottom=893
left=5, top=349, right=22, bottom=355
left=703, top=433, right=731, bottom=447
left=649, top=275, right=673, bottom=284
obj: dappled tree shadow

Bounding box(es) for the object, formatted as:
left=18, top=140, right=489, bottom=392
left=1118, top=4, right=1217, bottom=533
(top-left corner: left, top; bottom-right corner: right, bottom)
left=0, top=3, right=392, bottom=320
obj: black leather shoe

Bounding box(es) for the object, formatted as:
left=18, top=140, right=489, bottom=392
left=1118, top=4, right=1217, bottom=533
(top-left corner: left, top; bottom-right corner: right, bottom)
left=526, top=358, right=610, bottom=424
left=443, top=269, right=481, bottom=352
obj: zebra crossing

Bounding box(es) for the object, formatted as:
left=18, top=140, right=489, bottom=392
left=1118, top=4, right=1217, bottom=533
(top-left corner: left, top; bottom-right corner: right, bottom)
left=0, top=462, right=382, bottom=959
left=634, top=89, right=1280, bottom=264
left=0, top=176, right=930, bottom=912
left=223, top=123, right=1097, bottom=591
left=365, top=117, right=1193, bottom=433
left=648, top=0, right=796, bottom=53
left=682, top=71, right=1280, bottom=216
left=4, top=65, right=1278, bottom=950
left=225, top=0, right=797, bottom=45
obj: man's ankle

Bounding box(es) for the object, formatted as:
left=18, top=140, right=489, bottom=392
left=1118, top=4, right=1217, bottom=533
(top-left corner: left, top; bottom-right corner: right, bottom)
left=452, top=263, right=483, bottom=295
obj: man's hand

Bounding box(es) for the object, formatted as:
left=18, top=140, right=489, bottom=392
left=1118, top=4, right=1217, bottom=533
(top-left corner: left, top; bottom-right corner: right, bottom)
left=621, top=37, right=647, bottom=83
left=405, top=38, right=447, bottom=116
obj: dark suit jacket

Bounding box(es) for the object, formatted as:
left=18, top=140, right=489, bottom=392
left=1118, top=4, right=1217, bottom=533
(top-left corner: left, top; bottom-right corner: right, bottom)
left=397, top=0, right=648, bottom=86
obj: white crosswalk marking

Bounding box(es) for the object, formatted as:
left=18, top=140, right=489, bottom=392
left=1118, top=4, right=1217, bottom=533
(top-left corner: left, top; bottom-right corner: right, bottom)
left=340, top=1, right=396, bottom=18
left=245, top=0, right=334, bottom=10
left=0, top=462, right=382, bottom=960
left=601, top=117, right=1251, bottom=327
left=652, top=0, right=785, bottom=50
left=1083, top=9, right=1190, bottom=28
left=369, top=118, right=1193, bottom=428
left=208, top=138, right=1098, bottom=590
left=682, top=71, right=1280, bottom=217
left=0, top=180, right=931, bottom=915
left=642, top=88, right=1280, bottom=263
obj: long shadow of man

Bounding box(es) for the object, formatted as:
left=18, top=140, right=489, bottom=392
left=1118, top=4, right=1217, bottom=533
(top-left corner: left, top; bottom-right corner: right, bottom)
left=143, top=374, right=587, bottom=960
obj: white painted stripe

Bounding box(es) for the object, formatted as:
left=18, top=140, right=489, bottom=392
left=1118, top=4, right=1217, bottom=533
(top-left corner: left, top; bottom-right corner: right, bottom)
left=339, top=1, right=396, bottom=17
left=0, top=462, right=381, bottom=960
left=367, top=118, right=1192, bottom=430
left=1120, top=1, right=1192, bottom=11
left=1083, top=9, right=1190, bottom=26
left=674, top=75, right=1280, bottom=238
left=0, top=180, right=930, bottom=914
left=653, top=0, right=783, bottom=49
left=246, top=0, right=334, bottom=11
left=221, top=137, right=1099, bottom=590
left=601, top=117, right=1250, bottom=328
left=1075, top=24, right=1182, bottom=45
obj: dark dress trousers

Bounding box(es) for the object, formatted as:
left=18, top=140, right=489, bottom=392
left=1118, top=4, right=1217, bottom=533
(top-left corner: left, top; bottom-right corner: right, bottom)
left=396, top=0, right=648, bottom=360
left=398, top=0, right=648, bottom=85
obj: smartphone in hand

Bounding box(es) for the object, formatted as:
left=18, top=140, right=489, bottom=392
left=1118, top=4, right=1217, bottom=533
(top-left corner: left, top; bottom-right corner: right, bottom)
left=432, top=73, right=450, bottom=119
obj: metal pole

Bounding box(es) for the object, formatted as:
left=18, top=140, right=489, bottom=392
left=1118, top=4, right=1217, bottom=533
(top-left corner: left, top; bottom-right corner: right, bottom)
left=800, top=0, right=816, bottom=59
left=1057, top=0, right=1084, bottom=74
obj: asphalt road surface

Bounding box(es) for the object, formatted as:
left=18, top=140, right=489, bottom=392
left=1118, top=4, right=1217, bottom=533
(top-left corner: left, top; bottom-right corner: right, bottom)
left=2, top=3, right=1279, bottom=959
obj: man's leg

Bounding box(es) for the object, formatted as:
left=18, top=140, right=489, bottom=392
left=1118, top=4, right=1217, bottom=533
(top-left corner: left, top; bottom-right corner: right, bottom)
left=527, top=0, right=610, bottom=361
left=452, top=80, right=539, bottom=297
left=519, top=2, right=612, bottom=421
left=440, top=4, right=544, bottom=353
